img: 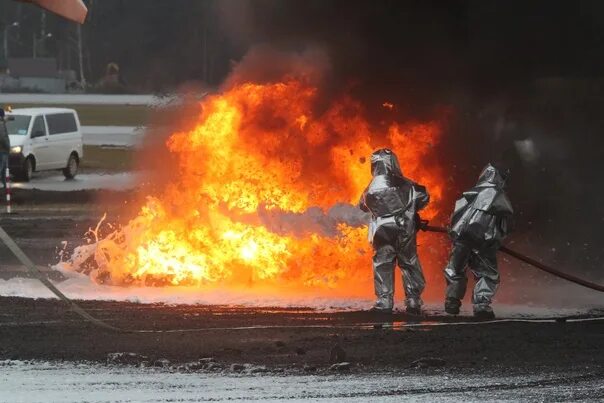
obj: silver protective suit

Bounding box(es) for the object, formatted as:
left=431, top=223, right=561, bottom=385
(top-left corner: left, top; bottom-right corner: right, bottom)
left=359, top=149, right=430, bottom=310
left=444, top=164, right=513, bottom=311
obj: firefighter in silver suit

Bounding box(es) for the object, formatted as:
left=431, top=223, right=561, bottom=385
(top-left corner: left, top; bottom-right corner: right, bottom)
left=359, top=149, right=430, bottom=314
left=444, top=163, right=513, bottom=319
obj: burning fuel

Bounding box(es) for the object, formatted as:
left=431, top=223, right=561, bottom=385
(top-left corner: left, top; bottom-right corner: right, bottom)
left=62, top=72, right=446, bottom=297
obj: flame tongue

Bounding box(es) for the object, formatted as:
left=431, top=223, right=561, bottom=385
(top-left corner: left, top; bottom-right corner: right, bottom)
left=67, top=77, right=444, bottom=297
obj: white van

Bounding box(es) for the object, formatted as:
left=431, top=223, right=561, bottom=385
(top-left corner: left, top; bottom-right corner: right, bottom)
left=5, top=108, right=83, bottom=181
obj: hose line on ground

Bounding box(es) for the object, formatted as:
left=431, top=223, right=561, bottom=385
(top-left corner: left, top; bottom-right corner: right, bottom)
left=0, top=225, right=122, bottom=332
left=423, top=225, right=604, bottom=292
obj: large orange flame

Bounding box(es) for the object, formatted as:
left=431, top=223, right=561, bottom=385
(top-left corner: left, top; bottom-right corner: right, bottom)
left=66, top=76, right=447, bottom=299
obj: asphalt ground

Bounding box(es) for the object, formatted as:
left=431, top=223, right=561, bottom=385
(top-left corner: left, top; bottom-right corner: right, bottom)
left=0, top=296, right=602, bottom=376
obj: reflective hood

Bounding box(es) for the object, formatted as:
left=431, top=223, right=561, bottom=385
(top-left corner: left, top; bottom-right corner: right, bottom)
left=476, top=163, right=506, bottom=188
left=370, top=148, right=403, bottom=177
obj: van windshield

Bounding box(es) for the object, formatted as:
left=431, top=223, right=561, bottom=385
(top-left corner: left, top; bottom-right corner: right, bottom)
left=5, top=115, right=31, bottom=135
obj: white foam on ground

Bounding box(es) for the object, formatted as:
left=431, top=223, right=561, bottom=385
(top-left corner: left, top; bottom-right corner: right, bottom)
left=0, top=271, right=601, bottom=317
left=0, top=274, right=372, bottom=311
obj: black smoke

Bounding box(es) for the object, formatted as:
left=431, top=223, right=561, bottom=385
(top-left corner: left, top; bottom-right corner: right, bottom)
left=214, top=0, right=604, bottom=280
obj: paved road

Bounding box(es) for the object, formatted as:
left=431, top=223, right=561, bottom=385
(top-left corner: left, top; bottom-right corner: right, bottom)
left=11, top=172, right=139, bottom=191
left=0, top=93, right=160, bottom=106
left=82, top=125, right=144, bottom=147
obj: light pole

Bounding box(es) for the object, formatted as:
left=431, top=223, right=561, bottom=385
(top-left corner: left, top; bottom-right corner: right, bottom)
left=33, top=32, right=53, bottom=58
left=77, top=24, right=85, bottom=87
left=3, top=22, right=20, bottom=63
left=65, top=27, right=87, bottom=89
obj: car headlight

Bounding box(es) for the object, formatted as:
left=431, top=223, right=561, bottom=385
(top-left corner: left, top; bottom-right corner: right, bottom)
left=10, top=146, right=22, bottom=154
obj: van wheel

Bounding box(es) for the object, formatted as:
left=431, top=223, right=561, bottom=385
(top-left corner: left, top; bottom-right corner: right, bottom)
left=63, top=153, right=79, bottom=179
left=20, top=157, right=34, bottom=182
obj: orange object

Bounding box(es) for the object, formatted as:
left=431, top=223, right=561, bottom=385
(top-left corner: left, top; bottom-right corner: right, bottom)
left=19, top=0, right=88, bottom=24
left=60, top=74, right=449, bottom=302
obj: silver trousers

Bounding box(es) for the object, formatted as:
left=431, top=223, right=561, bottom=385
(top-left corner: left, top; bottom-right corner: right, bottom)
left=444, top=240, right=500, bottom=307
left=372, top=222, right=425, bottom=309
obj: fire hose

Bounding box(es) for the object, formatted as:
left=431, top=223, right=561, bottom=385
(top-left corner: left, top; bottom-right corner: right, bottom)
left=0, top=222, right=602, bottom=334
left=0, top=225, right=121, bottom=332
left=421, top=224, right=604, bottom=292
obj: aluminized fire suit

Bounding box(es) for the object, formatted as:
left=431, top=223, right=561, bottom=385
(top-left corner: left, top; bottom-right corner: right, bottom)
left=359, top=149, right=430, bottom=312
left=444, top=164, right=513, bottom=316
